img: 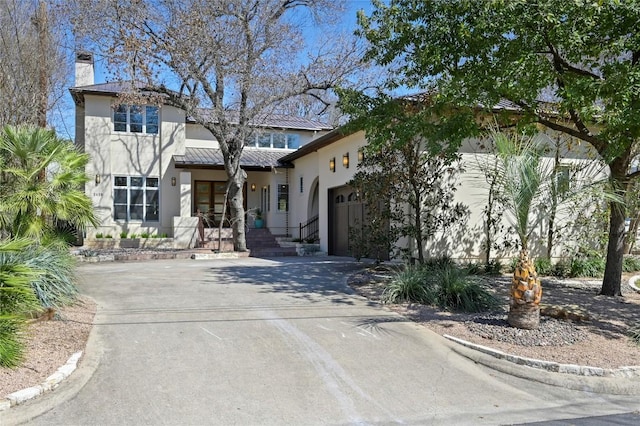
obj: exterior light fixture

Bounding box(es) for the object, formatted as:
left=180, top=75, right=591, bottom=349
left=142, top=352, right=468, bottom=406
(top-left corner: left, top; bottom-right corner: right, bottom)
left=251, top=183, right=256, bottom=192
left=342, top=152, right=349, bottom=168
left=95, top=174, right=101, bottom=184
left=171, top=176, right=177, bottom=186
left=358, top=148, right=364, bottom=163
left=329, top=157, right=335, bottom=172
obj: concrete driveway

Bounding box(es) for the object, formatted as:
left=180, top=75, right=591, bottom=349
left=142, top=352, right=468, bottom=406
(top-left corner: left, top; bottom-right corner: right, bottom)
left=4, top=257, right=639, bottom=425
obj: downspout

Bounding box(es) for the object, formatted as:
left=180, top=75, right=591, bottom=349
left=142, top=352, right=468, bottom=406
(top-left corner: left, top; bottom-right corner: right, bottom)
left=286, top=168, right=290, bottom=237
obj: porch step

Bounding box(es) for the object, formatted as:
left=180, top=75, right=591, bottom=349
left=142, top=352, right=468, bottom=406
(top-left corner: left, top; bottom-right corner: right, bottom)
left=246, top=228, right=298, bottom=258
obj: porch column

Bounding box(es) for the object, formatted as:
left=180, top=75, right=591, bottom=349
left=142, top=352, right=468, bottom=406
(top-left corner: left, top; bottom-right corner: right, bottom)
left=180, top=171, right=192, bottom=217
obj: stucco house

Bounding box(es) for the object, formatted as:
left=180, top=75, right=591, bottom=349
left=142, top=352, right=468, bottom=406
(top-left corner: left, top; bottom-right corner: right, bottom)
left=71, top=53, right=596, bottom=260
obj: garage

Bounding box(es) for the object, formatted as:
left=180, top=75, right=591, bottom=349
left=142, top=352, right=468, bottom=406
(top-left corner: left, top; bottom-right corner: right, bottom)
left=328, top=185, right=389, bottom=260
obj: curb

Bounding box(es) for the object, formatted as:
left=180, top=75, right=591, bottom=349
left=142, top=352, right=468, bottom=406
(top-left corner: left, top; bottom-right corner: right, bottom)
left=444, top=334, right=640, bottom=378
left=0, top=351, right=83, bottom=411
left=442, top=334, right=640, bottom=395
left=629, top=275, right=640, bottom=292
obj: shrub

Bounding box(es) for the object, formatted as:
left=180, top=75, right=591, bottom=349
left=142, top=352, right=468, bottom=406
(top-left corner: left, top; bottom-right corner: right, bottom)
left=382, top=266, right=431, bottom=304
left=160, top=233, right=169, bottom=238
left=140, top=232, right=150, bottom=238
left=569, top=256, right=605, bottom=278
left=629, top=325, right=640, bottom=346
left=551, top=259, right=571, bottom=278
left=105, top=234, right=113, bottom=239
left=422, top=256, right=454, bottom=271
left=507, top=257, right=518, bottom=273
left=427, top=264, right=500, bottom=312
left=534, top=257, right=553, bottom=276
left=484, top=260, right=503, bottom=275
left=623, top=256, right=640, bottom=272
left=119, top=232, right=128, bottom=239
left=0, top=239, right=42, bottom=367
left=129, top=234, right=137, bottom=239
left=462, top=261, right=482, bottom=275
left=22, top=245, right=78, bottom=309
left=95, top=233, right=103, bottom=238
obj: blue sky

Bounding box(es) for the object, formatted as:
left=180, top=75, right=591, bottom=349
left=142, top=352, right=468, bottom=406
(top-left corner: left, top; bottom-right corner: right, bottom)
left=55, top=0, right=377, bottom=140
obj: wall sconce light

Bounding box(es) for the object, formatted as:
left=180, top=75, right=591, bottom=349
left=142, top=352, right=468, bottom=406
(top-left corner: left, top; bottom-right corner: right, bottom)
left=342, top=152, right=349, bottom=168
left=95, top=174, right=101, bottom=184
left=358, top=148, right=364, bottom=163
left=171, top=176, right=177, bottom=186
left=251, top=183, right=256, bottom=192
left=329, top=157, right=335, bottom=172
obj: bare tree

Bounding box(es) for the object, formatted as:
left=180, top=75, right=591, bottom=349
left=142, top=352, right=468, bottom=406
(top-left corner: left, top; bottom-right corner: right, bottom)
left=0, top=0, right=67, bottom=128
left=68, top=0, right=366, bottom=251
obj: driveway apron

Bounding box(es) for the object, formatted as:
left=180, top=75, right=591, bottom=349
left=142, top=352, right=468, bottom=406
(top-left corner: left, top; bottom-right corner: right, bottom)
left=8, top=257, right=640, bottom=425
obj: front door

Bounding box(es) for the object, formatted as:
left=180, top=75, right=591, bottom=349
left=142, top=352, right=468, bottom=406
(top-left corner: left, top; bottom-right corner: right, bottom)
left=195, top=181, right=246, bottom=227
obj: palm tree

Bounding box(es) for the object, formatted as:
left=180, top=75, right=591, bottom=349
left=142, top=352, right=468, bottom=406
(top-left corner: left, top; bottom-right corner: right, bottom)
left=493, top=130, right=547, bottom=329
left=0, top=125, right=98, bottom=242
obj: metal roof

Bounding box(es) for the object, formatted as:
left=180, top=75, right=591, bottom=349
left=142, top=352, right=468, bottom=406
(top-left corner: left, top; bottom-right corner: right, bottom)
left=187, top=109, right=332, bottom=131
left=174, top=147, right=292, bottom=170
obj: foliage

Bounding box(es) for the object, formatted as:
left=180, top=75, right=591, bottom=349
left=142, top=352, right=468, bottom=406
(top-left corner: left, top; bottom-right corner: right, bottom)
left=623, top=256, right=640, bottom=273
left=140, top=232, right=150, bottom=238
left=358, top=0, right=640, bottom=296
left=119, top=232, right=128, bottom=239
left=0, top=238, right=41, bottom=367
left=104, top=234, right=112, bottom=239
left=552, top=259, right=571, bottom=278
left=346, top=116, right=468, bottom=264
left=382, top=266, right=431, bottom=304
left=384, top=261, right=499, bottom=312
left=629, top=325, right=640, bottom=346
left=0, top=125, right=98, bottom=242
left=534, top=258, right=553, bottom=277
left=569, top=255, right=606, bottom=278
left=95, top=233, right=103, bottom=238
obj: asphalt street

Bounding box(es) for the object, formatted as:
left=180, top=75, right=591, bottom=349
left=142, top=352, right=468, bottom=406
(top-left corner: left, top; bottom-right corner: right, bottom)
left=3, top=257, right=639, bottom=425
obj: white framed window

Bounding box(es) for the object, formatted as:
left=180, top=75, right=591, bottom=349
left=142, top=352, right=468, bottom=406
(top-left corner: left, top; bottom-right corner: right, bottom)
left=113, top=176, right=159, bottom=221
left=252, top=132, right=300, bottom=149
left=277, top=184, right=289, bottom=212
left=113, top=105, right=159, bottom=134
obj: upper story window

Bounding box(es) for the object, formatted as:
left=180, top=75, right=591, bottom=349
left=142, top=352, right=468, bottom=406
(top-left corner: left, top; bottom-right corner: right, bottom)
left=114, top=104, right=159, bottom=134
left=251, top=132, right=300, bottom=149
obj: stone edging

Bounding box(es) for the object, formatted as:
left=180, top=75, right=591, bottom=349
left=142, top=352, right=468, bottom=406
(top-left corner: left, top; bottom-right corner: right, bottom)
left=443, top=334, right=640, bottom=378
left=0, top=351, right=83, bottom=411
left=629, top=275, right=640, bottom=293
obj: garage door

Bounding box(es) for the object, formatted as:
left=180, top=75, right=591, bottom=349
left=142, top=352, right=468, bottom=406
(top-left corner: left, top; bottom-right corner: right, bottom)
left=329, top=185, right=389, bottom=260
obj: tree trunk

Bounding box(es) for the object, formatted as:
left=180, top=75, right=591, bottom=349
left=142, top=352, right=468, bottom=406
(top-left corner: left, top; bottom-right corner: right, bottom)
left=601, top=198, right=625, bottom=296
left=601, top=159, right=628, bottom=297
left=228, top=169, right=247, bottom=252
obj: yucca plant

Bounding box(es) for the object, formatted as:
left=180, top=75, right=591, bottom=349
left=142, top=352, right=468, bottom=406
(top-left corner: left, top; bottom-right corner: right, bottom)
left=382, top=266, right=432, bottom=304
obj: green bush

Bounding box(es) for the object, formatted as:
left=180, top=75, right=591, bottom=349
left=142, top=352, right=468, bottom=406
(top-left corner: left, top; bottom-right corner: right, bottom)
left=140, top=232, right=150, bottom=238
left=534, top=257, right=553, bottom=276
left=484, top=260, right=503, bottom=275
left=427, top=264, right=499, bottom=312
left=507, top=257, right=518, bottom=273
left=569, top=256, right=605, bottom=278
left=105, top=234, right=113, bottom=239
left=119, top=232, right=128, bottom=239
left=23, top=245, right=78, bottom=309
left=160, top=233, right=169, bottom=238
left=462, top=261, right=482, bottom=275
left=551, top=259, right=571, bottom=278
left=0, top=239, right=42, bottom=367
left=384, top=262, right=499, bottom=313
left=95, top=233, right=104, bottom=238
left=129, top=234, right=137, bottom=239
left=623, top=256, right=640, bottom=272
left=382, top=266, right=431, bottom=304
left=423, top=256, right=454, bottom=271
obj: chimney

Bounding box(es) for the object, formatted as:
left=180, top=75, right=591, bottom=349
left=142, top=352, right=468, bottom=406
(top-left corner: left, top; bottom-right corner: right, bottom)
left=75, top=51, right=94, bottom=87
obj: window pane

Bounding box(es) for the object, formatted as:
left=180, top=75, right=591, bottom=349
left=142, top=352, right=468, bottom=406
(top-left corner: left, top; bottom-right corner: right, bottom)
left=130, top=177, right=143, bottom=187
left=146, top=177, right=159, bottom=188
left=114, top=105, right=127, bottom=132
left=130, top=189, right=144, bottom=205
left=145, top=189, right=159, bottom=221
left=130, top=205, right=144, bottom=220
left=257, top=134, right=271, bottom=148
left=114, top=176, right=127, bottom=187
left=114, top=205, right=128, bottom=220
left=145, top=208, right=159, bottom=221
left=130, top=105, right=143, bottom=133
left=146, top=106, right=159, bottom=134
left=287, top=134, right=300, bottom=149
left=273, top=134, right=286, bottom=149
left=114, top=188, right=128, bottom=204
